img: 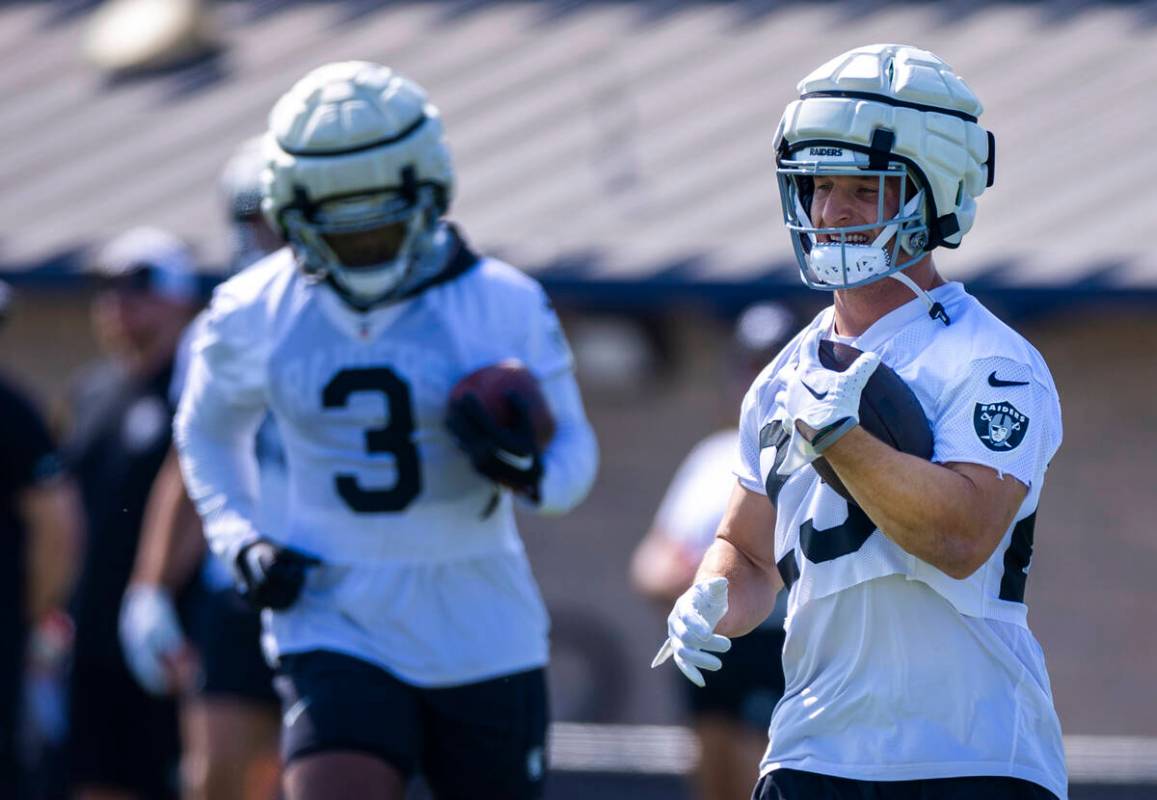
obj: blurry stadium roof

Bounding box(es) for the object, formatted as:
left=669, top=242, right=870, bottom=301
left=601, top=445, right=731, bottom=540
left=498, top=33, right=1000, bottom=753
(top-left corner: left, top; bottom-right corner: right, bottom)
left=3, top=0, right=1157, bottom=304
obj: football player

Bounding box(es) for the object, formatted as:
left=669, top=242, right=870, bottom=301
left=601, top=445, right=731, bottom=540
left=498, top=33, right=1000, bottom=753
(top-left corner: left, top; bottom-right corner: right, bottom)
left=64, top=227, right=202, bottom=800
left=0, top=283, right=83, bottom=797
left=174, top=62, right=599, bottom=800
left=119, top=136, right=284, bottom=800
left=653, top=44, right=1066, bottom=799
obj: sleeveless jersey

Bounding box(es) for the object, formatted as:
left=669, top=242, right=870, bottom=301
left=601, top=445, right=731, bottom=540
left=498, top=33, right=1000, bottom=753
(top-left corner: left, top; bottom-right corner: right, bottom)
left=175, top=235, right=597, bottom=686
left=735, top=282, right=1067, bottom=798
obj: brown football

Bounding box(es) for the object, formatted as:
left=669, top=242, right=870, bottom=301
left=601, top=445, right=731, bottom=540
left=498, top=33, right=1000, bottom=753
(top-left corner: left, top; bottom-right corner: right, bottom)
left=449, top=359, right=557, bottom=447
left=812, top=340, right=933, bottom=505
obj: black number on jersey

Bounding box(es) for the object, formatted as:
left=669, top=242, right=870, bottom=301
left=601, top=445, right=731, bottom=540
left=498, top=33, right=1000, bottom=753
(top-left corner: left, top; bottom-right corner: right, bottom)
left=760, top=419, right=792, bottom=504
left=322, top=367, right=421, bottom=513
left=762, top=419, right=874, bottom=586
left=779, top=490, right=877, bottom=590
left=783, top=499, right=1037, bottom=604
left=799, top=504, right=876, bottom=564
left=998, top=512, right=1035, bottom=603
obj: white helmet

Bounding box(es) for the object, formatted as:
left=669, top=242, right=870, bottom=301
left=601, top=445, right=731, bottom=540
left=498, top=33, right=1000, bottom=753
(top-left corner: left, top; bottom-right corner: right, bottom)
left=221, top=135, right=265, bottom=223
left=773, top=43, right=994, bottom=291
left=220, top=135, right=274, bottom=272
left=263, top=61, right=455, bottom=306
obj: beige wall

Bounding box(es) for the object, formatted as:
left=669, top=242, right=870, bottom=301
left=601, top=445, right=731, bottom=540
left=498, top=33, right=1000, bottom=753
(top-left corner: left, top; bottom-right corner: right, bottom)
left=3, top=290, right=1155, bottom=734
left=1020, top=307, right=1157, bottom=736
left=0, top=288, right=106, bottom=422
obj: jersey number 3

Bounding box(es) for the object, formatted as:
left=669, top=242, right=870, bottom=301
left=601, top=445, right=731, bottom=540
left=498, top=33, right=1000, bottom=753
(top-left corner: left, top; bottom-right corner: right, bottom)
left=322, top=367, right=421, bottom=513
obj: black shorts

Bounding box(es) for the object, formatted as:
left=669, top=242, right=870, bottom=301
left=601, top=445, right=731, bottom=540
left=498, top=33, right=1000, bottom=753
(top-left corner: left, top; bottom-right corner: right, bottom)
left=275, top=650, right=548, bottom=800
left=754, top=768, right=1059, bottom=800
left=186, top=586, right=278, bottom=706
left=686, top=625, right=785, bottom=730
left=67, top=657, right=181, bottom=798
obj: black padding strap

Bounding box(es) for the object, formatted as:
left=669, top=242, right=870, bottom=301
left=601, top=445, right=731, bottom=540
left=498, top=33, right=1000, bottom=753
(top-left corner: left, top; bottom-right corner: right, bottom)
left=801, top=91, right=979, bottom=123
left=931, top=212, right=960, bottom=249
left=279, top=115, right=428, bottom=157
left=868, top=128, right=895, bottom=171
left=986, top=131, right=996, bottom=187
left=400, top=165, right=418, bottom=203
left=776, top=549, right=799, bottom=590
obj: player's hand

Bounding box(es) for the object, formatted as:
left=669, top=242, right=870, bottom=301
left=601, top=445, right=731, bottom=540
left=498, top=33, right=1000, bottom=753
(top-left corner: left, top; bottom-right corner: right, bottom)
left=236, top=539, right=321, bottom=611
left=445, top=392, right=544, bottom=502
left=775, top=328, right=880, bottom=474
left=651, top=577, right=732, bottom=687
left=118, top=584, right=194, bottom=695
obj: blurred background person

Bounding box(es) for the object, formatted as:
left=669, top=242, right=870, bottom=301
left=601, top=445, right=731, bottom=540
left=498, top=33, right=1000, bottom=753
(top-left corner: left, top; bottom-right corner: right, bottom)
left=0, top=281, right=84, bottom=799
left=631, top=302, right=796, bottom=800
left=62, top=230, right=201, bottom=800
left=119, top=137, right=285, bottom=800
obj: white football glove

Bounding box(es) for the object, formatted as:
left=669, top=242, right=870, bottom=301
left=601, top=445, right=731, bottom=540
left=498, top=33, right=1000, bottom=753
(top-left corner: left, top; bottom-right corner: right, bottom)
left=118, top=584, right=188, bottom=695
left=774, top=328, right=881, bottom=475
left=651, top=577, right=731, bottom=688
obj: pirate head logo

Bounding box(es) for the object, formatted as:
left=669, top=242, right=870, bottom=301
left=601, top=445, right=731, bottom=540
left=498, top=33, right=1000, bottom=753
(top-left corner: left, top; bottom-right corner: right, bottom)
left=974, top=402, right=1029, bottom=451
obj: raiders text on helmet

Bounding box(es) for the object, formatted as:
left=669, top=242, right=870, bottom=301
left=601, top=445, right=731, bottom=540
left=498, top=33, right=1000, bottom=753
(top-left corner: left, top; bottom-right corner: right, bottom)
left=262, top=61, right=455, bottom=307
left=773, top=43, right=994, bottom=291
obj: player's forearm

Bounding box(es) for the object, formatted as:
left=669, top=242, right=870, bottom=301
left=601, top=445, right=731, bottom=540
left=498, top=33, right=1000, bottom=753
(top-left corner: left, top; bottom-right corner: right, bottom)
left=534, top=373, right=599, bottom=514
left=131, top=449, right=207, bottom=589
left=630, top=531, right=698, bottom=605
left=694, top=537, right=778, bottom=638
left=822, top=426, right=1000, bottom=578
left=22, top=478, right=83, bottom=622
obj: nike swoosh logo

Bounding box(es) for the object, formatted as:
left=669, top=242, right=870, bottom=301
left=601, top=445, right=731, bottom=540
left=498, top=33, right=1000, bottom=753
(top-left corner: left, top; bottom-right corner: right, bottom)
left=800, top=380, right=828, bottom=400
left=988, top=371, right=1029, bottom=387
left=495, top=450, right=534, bottom=471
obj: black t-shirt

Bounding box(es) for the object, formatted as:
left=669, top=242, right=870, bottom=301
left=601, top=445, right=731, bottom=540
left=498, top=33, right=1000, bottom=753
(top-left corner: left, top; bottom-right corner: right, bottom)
left=0, top=373, right=61, bottom=705
left=65, top=360, right=175, bottom=667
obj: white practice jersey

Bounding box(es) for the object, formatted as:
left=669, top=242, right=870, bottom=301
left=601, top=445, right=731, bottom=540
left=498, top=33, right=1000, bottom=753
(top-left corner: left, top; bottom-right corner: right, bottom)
left=175, top=233, right=598, bottom=686
left=736, top=282, right=1067, bottom=798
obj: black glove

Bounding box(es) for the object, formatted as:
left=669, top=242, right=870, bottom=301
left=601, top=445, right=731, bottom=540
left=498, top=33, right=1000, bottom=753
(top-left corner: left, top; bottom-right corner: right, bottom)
left=445, top=392, right=544, bottom=502
left=235, top=539, right=321, bottom=611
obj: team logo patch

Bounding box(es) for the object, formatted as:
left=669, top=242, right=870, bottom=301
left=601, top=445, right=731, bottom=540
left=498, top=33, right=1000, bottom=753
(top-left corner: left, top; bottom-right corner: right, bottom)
left=974, top=401, right=1029, bottom=451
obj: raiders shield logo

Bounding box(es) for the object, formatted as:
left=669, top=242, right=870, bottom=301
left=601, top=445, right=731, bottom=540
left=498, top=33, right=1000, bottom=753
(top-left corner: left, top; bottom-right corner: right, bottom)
left=974, top=401, right=1029, bottom=451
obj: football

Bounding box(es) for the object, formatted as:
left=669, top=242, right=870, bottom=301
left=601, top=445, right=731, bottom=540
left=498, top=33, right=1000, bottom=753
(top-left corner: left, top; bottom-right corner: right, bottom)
left=812, top=340, right=933, bottom=505
left=449, top=359, right=557, bottom=447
